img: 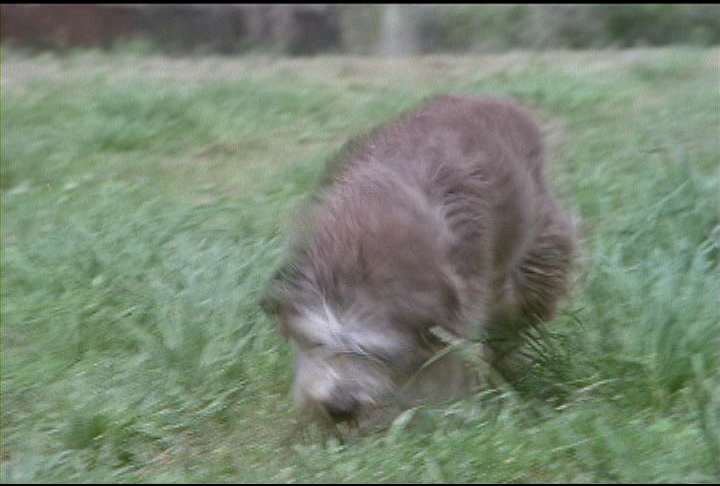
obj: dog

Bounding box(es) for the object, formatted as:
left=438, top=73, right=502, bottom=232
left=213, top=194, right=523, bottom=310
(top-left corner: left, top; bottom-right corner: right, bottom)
left=260, top=95, right=577, bottom=427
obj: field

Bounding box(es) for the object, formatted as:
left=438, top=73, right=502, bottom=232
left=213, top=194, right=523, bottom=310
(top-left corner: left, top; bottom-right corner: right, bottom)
left=2, top=46, right=718, bottom=482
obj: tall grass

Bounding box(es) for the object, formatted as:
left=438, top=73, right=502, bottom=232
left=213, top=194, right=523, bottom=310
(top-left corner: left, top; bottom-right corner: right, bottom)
left=2, top=47, right=718, bottom=482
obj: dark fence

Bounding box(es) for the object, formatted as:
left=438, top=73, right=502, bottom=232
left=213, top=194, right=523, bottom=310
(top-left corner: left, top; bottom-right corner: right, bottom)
left=3, top=5, right=719, bottom=56
left=1, top=4, right=343, bottom=55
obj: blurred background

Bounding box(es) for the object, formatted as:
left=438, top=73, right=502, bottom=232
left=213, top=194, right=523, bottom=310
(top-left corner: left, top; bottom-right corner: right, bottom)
left=3, top=4, right=720, bottom=56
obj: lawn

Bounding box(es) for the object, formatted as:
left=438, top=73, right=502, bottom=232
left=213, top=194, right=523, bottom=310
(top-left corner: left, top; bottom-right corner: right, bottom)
left=2, top=46, right=718, bottom=482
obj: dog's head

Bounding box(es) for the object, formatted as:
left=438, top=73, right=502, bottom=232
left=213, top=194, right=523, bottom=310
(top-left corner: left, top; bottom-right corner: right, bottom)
left=261, top=280, right=473, bottom=425
left=260, top=169, right=475, bottom=425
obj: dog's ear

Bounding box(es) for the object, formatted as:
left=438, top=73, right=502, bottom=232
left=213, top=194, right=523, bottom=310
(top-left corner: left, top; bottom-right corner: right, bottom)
left=432, top=268, right=462, bottom=328
left=258, top=258, right=305, bottom=320
left=425, top=264, right=490, bottom=342
left=258, top=288, right=282, bottom=317
left=257, top=265, right=299, bottom=340
left=426, top=267, right=480, bottom=340
left=380, top=260, right=465, bottom=337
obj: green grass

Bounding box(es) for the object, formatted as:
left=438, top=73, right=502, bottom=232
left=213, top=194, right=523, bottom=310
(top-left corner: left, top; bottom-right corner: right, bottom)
left=2, top=46, right=718, bottom=482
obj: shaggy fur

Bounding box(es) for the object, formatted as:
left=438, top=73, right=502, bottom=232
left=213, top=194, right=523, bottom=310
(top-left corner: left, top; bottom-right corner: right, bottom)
left=260, top=95, right=577, bottom=426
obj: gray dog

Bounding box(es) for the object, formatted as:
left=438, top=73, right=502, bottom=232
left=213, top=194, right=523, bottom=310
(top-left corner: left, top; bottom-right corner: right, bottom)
left=261, top=95, right=577, bottom=426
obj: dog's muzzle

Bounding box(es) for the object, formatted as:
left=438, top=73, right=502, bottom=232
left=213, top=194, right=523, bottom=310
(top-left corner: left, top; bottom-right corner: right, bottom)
left=319, top=390, right=362, bottom=424
left=295, top=346, right=394, bottom=424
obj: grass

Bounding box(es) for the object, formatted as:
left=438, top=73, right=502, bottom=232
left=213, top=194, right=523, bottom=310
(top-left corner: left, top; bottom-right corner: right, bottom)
left=2, top=46, right=718, bottom=482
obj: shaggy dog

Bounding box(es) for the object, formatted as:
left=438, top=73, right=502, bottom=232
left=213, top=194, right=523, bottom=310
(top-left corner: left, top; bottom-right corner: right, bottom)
left=260, top=95, right=577, bottom=426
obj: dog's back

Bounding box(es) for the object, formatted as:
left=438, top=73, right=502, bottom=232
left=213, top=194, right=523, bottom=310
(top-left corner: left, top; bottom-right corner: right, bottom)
left=305, top=96, right=574, bottom=336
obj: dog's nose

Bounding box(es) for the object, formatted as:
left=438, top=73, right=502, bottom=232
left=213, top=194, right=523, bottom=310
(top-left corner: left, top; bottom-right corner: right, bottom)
left=321, top=396, right=360, bottom=423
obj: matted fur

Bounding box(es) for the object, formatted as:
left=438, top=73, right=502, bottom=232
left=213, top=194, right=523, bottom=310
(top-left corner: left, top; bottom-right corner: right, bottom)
left=261, top=95, right=577, bottom=426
